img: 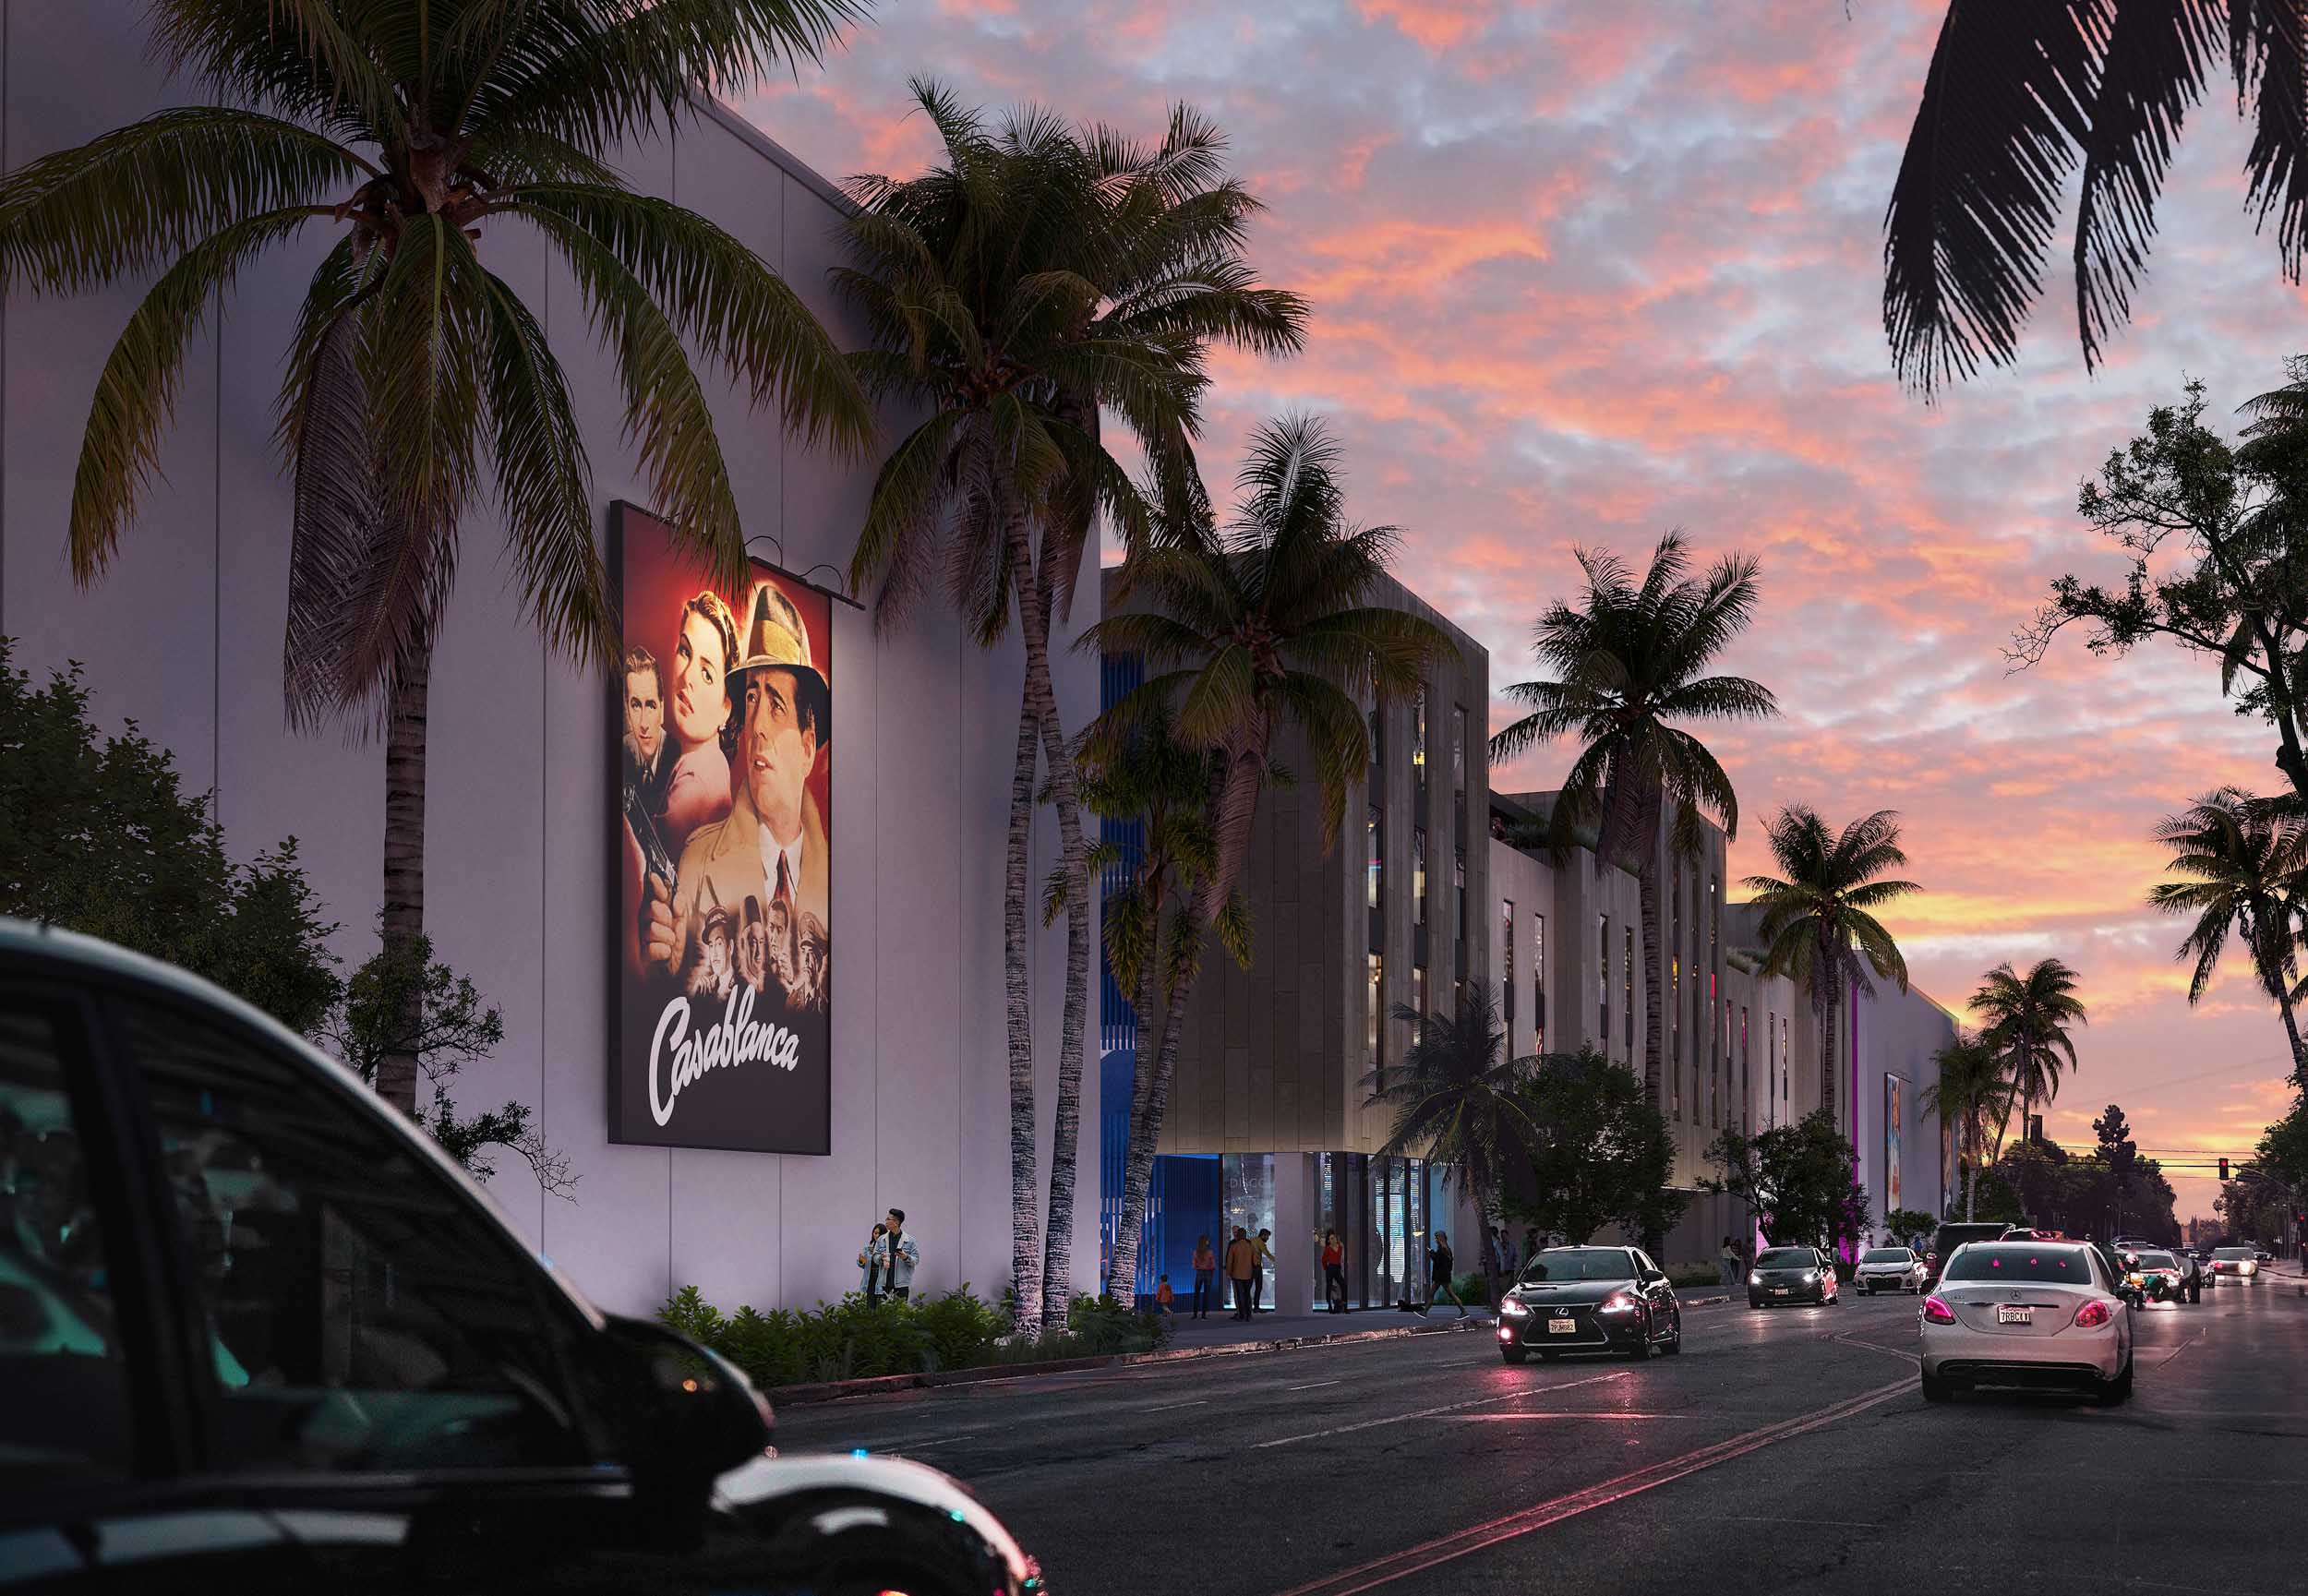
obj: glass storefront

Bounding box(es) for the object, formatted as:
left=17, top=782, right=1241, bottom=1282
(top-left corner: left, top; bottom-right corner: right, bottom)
left=1311, top=1152, right=1461, bottom=1309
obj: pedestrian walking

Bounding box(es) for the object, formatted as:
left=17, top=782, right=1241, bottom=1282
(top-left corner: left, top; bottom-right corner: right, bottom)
left=1425, top=1231, right=1466, bottom=1315
left=1154, top=1275, right=1175, bottom=1317
left=1719, top=1235, right=1740, bottom=1290
left=858, top=1220, right=886, bottom=1305
left=1191, top=1234, right=1218, bottom=1319
left=1224, top=1227, right=1258, bottom=1321
left=1252, top=1229, right=1276, bottom=1313
left=1321, top=1230, right=1348, bottom=1314
left=879, top=1207, right=920, bottom=1302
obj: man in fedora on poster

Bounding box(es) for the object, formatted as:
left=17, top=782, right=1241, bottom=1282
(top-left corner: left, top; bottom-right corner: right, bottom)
left=645, top=580, right=829, bottom=993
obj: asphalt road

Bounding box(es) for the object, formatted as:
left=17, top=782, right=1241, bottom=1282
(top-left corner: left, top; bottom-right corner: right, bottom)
left=771, top=1278, right=2308, bottom=1595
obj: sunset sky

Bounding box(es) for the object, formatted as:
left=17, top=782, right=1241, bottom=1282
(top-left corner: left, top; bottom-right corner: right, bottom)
left=736, top=0, right=2302, bottom=1221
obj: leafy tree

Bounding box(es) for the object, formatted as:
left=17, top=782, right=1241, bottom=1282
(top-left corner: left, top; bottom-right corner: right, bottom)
left=1882, top=1207, right=1938, bottom=1250
left=1702, top=1109, right=1870, bottom=1252
left=838, top=87, right=1304, bottom=1330
left=319, top=932, right=573, bottom=1196
left=2258, top=1095, right=2308, bottom=1189
left=0, top=642, right=337, bottom=1030
left=1360, top=985, right=1535, bottom=1302
left=1918, top=1033, right=2011, bottom=1221
left=1501, top=1046, right=1685, bottom=1253
left=2150, top=786, right=2308, bottom=1084
left=1743, top=808, right=1920, bottom=1125
left=1881, top=5, right=2308, bottom=395
left=0, top=0, right=874, bottom=1115
left=2094, top=1102, right=2141, bottom=1204
left=1972, top=958, right=2089, bottom=1158
left=1088, top=417, right=1448, bottom=1306
left=2013, top=380, right=2308, bottom=813
left=1488, top=534, right=1775, bottom=1109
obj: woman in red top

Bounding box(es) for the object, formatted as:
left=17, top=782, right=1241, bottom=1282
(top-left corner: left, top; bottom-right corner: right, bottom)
left=1322, top=1230, right=1348, bottom=1314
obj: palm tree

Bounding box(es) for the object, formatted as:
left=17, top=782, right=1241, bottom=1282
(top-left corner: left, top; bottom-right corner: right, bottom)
left=0, top=0, right=872, bottom=1112
left=1918, top=1034, right=2011, bottom=1222
left=1883, top=4, right=2308, bottom=395
left=1084, top=416, right=1449, bottom=1305
left=837, top=87, right=1304, bottom=1330
left=1489, top=534, right=1775, bottom=1109
left=1971, top=958, right=2089, bottom=1164
left=2149, top=786, right=2308, bottom=1083
left=1362, top=983, right=1533, bottom=1303
left=1744, top=807, right=1921, bottom=1133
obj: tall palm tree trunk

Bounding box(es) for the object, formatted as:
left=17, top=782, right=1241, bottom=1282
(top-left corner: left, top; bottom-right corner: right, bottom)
left=1111, top=938, right=1196, bottom=1308
left=1006, top=523, right=1093, bottom=1332
left=1004, top=690, right=1044, bottom=1335
left=2272, top=977, right=2307, bottom=1089
left=377, top=631, right=431, bottom=1115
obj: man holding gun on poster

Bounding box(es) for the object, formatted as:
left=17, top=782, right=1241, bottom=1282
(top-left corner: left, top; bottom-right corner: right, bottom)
left=643, top=582, right=829, bottom=1006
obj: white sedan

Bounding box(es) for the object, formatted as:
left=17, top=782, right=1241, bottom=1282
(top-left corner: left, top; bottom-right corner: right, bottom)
left=1855, top=1246, right=1927, bottom=1294
left=2210, top=1246, right=2261, bottom=1282
left=1919, top=1241, right=2134, bottom=1404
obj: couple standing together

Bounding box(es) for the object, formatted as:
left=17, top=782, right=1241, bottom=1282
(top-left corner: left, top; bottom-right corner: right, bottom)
left=1190, top=1228, right=1276, bottom=1320
left=857, top=1208, right=920, bottom=1305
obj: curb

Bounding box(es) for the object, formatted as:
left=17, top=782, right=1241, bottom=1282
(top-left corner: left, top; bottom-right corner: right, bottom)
left=771, top=1314, right=1497, bottom=1407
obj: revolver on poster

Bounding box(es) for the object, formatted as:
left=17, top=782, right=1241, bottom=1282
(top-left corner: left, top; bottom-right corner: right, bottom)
left=624, top=782, right=679, bottom=898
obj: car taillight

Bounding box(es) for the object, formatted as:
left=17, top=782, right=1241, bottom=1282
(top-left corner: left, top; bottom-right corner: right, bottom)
left=1921, top=1294, right=1955, bottom=1324
left=2074, top=1300, right=2111, bottom=1328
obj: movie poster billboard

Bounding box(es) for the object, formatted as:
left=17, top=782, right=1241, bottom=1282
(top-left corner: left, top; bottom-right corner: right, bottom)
left=608, top=504, right=832, bottom=1154
left=1883, top=1074, right=1905, bottom=1214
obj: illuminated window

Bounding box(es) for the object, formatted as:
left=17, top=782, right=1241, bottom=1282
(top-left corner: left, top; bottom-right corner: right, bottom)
left=1412, top=965, right=1428, bottom=1045
left=1367, top=953, right=1383, bottom=1063
left=1412, top=690, right=1426, bottom=777
left=1598, top=914, right=1610, bottom=1050
left=1502, top=901, right=1516, bottom=1035
left=1412, top=828, right=1427, bottom=926
left=1366, top=806, right=1382, bottom=911
left=1533, top=911, right=1545, bottom=1054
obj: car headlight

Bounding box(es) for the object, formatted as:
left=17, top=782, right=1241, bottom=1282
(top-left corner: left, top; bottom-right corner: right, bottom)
left=1748, top=1271, right=1761, bottom=1286
left=1598, top=1290, right=1641, bottom=1314
left=1801, top=1270, right=1819, bottom=1283
left=1500, top=1297, right=1532, bottom=1318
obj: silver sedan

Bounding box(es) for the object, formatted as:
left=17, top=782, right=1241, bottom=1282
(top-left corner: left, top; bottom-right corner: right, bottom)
left=1919, top=1241, right=2134, bottom=1404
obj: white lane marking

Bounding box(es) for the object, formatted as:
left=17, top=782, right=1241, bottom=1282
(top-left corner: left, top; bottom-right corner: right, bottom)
left=1142, top=1399, right=1208, bottom=1412
left=1288, top=1380, right=1343, bottom=1391
left=2157, top=1329, right=2206, bottom=1368
left=1706, top=1515, right=1881, bottom=1529
left=1252, top=1370, right=1629, bottom=1450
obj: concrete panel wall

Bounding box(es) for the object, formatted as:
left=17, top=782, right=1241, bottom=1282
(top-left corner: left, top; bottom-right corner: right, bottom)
left=0, top=6, right=1097, bottom=1318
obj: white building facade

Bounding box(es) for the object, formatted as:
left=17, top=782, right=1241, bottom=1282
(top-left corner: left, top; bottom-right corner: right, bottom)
left=0, top=3, right=1100, bottom=1319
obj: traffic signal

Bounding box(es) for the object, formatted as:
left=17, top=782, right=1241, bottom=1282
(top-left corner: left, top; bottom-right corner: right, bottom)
left=2218, top=1157, right=2230, bottom=1182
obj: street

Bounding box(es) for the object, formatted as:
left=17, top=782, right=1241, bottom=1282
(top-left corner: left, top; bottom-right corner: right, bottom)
left=773, top=1282, right=2308, bottom=1593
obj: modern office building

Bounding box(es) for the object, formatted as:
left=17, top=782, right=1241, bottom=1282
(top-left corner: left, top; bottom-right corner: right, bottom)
left=1, top=2, right=1100, bottom=1319
left=1098, top=570, right=1491, bottom=1311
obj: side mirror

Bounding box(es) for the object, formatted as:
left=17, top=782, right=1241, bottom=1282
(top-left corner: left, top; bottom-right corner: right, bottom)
left=599, top=1315, right=775, bottom=1489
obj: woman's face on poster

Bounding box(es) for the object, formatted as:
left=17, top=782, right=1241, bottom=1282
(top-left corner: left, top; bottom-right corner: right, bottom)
left=671, top=608, right=731, bottom=751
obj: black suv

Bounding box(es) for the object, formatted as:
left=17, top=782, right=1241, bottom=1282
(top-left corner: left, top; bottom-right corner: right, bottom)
left=1922, top=1222, right=2013, bottom=1289
left=0, top=921, right=1039, bottom=1595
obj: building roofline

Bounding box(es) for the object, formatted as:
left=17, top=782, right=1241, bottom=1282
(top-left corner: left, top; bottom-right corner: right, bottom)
left=695, top=93, right=857, bottom=215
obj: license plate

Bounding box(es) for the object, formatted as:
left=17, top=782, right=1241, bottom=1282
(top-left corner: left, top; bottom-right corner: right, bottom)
left=1547, top=1318, right=1578, bottom=1336
left=1771, top=1288, right=1788, bottom=1296
left=1996, top=1305, right=2032, bottom=1325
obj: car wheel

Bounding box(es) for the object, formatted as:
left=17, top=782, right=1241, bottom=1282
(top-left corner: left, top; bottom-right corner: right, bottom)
left=2092, top=1355, right=2134, bottom=1405
left=1749, top=1294, right=1763, bottom=1309
left=1920, top=1366, right=1953, bottom=1402
left=1501, top=1344, right=1528, bottom=1365
left=1662, top=1318, right=1683, bottom=1355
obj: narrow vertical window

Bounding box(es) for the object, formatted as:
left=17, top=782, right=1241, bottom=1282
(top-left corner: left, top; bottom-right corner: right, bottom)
left=1366, top=805, right=1382, bottom=911
left=1451, top=704, right=1466, bottom=792
left=1367, top=953, right=1383, bottom=1062
left=1412, top=828, right=1427, bottom=926
left=1598, top=914, right=1609, bottom=1050
left=1533, top=912, right=1546, bottom=1054
left=1502, top=900, right=1516, bottom=1035
left=1412, top=965, right=1428, bottom=1044
left=1412, top=690, right=1426, bottom=777
left=1624, top=925, right=1634, bottom=1053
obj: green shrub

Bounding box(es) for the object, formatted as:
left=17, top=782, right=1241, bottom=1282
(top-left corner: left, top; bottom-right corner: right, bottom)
left=1450, top=1271, right=1490, bottom=1304
left=1665, top=1263, right=1722, bottom=1289
left=660, top=1282, right=1121, bottom=1390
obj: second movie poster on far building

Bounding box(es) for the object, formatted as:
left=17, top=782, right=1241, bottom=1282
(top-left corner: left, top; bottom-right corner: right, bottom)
left=608, top=504, right=832, bottom=1154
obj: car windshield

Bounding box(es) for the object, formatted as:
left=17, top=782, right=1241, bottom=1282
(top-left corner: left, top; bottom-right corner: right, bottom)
left=1942, top=1245, right=2093, bottom=1285
left=1860, top=1249, right=1911, bottom=1264
left=1755, top=1248, right=1816, bottom=1269
left=2135, top=1252, right=2177, bottom=1270
left=2214, top=1248, right=2255, bottom=1259
left=1520, top=1251, right=1634, bottom=1283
